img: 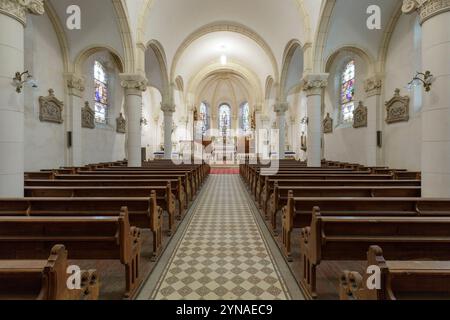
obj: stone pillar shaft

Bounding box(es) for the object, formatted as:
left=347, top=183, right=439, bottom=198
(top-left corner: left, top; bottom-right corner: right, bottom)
left=274, top=102, right=288, bottom=160
left=161, top=103, right=175, bottom=160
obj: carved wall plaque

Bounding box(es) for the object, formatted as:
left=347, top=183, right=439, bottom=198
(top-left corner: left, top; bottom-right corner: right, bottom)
left=39, top=89, right=63, bottom=124
left=323, top=113, right=333, bottom=134
left=385, top=89, right=410, bottom=124
left=82, top=101, right=95, bottom=129
left=116, top=113, right=126, bottom=134
left=353, top=101, right=368, bottom=128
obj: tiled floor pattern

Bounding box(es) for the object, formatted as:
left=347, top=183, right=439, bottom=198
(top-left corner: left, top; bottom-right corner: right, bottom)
left=148, top=175, right=292, bottom=300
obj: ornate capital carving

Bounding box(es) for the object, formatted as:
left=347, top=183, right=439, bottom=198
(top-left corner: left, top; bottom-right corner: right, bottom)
left=39, top=89, right=64, bottom=124
left=161, top=103, right=176, bottom=115
left=119, top=73, right=148, bottom=94
left=302, top=73, right=329, bottom=96
left=364, top=75, right=383, bottom=97
left=402, top=0, right=450, bottom=24
left=65, top=73, right=85, bottom=98
left=273, top=102, right=289, bottom=115
left=0, top=0, right=44, bottom=25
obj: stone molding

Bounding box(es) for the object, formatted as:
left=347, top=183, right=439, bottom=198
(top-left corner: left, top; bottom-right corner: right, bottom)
left=0, top=0, right=44, bottom=25
left=39, top=89, right=63, bottom=124
left=302, top=73, right=329, bottom=96
left=116, top=113, right=126, bottom=134
left=353, top=101, right=368, bottom=128
left=323, top=113, right=333, bottom=134
left=402, top=0, right=450, bottom=24
left=120, top=73, right=148, bottom=95
left=65, top=73, right=85, bottom=98
left=364, top=75, right=383, bottom=97
left=273, top=102, right=289, bottom=116
left=82, top=101, right=95, bottom=129
left=385, top=89, right=410, bottom=124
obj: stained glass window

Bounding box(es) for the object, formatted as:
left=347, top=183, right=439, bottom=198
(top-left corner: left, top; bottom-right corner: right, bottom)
left=340, top=60, right=355, bottom=124
left=218, top=104, right=231, bottom=137
left=240, top=102, right=251, bottom=134
left=199, top=102, right=210, bottom=136
left=94, top=61, right=108, bottom=124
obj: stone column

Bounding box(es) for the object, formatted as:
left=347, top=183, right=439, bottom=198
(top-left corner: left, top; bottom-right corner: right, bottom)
left=274, top=102, right=289, bottom=160
left=0, top=0, right=44, bottom=196
left=302, top=73, right=328, bottom=167
left=364, top=75, right=383, bottom=167
left=161, top=103, right=175, bottom=159
left=64, top=73, right=85, bottom=167
left=403, top=0, right=450, bottom=197
left=120, top=74, right=147, bottom=167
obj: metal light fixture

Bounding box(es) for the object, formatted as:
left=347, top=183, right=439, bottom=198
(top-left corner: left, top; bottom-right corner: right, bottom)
left=13, top=71, right=38, bottom=93
left=407, top=71, right=434, bottom=92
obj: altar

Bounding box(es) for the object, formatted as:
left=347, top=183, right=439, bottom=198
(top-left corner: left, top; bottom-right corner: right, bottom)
left=212, top=137, right=236, bottom=162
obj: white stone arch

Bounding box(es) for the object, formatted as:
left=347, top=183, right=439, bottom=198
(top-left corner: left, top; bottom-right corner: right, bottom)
left=280, top=39, right=304, bottom=101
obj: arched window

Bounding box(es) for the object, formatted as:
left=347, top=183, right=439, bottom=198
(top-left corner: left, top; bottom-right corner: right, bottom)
left=199, top=102, right=210, bottom=136
left=218, top=104, right=231, bottom=137
left=94, top=60, right=108, bottom=124
left=239, top=102, right=251, bottom=135
left=340, top=60, right=355, bottom=124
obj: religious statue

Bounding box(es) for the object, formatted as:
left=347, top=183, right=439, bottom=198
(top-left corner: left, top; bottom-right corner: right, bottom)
left=301, top=131, right=307, bottom=152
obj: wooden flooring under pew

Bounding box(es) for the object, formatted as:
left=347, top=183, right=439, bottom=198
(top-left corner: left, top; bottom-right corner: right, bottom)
left=71, top=209, right=183, bottom=300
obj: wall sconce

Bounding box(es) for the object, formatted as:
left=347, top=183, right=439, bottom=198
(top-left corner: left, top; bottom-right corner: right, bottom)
left=140, top=117, right=148, bottom=126
left=13, top=71, right=38, bottom=93
left=407, top=71, right=434, bottom=92
left=300, top=116, right=309, bottom=125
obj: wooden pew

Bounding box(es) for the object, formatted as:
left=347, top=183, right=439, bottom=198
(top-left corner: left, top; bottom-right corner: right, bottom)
left=267, top=185, right=421, bottom=231
left=299, top=207, right=450, bottom=298
left=260, top=179, right=422, bottom=218
left=0, top=208, right=141, bottom=298
left=24, top=172, right=55, bottom=180
left=340, top=246, right=450, bottom=300
left=24, top=185, right=178, bottom=235
left=0, top=245, right=99, bottom=300
left=0, top=197, right=163, bottom=261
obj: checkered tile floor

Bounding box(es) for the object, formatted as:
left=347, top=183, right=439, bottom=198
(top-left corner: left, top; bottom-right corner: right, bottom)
left=149, top=175, right=291, bottom=300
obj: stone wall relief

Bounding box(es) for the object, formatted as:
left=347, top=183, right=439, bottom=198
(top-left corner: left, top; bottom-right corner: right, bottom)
left=323, top=113, right=333, bottom=134
left=116, top=113, right=126, bottom=134
left=385, top=89, right=410, bottom=124
left=82, top=101, right=95, bottom=129
left=39, top=89, right=63, bottom=124
left=353, top=101, right=368, bottom=128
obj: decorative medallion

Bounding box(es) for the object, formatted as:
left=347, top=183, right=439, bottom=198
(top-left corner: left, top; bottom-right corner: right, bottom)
left=116, top=113, right=126, bottom=134
left=323, top=113, right=333, bottom=134
left=39, top=89, right=63, bottom=124
left=353, top=101, right=368, bottom=128
left=82, top=101, right=95, bottom=129
left=385, top=89, right=410, bottom=124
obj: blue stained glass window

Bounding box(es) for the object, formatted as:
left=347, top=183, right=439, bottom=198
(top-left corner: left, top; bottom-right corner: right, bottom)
left=340, top=60, right=355, bottom=124
left=218, top=104, right=231, bottom=137
left=240, top=102, right=250, bottom=134
left=94, top=61, right=108, bottom=124
left=199, top=102, right=210, bottom=136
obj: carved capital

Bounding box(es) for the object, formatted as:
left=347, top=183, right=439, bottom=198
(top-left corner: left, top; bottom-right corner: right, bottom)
left=120, top=73, right=148, bottom=94
left=0, top=0, right=44, bottom=25
left=161, top=103, right=176, bottom=115
left=364, top=75, right=383, bottom=97
left=273, top=102, right=289, bottom=115
left=402, top=0, right=450, bottom=24
left=65, top=73, right=85, bottom=98
left=302, top=73, right=329, bottom=96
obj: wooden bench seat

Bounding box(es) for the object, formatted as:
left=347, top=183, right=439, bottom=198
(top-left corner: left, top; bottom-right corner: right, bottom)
left=24, top=185, right=178, bottom=234
left=0, top=208, right=141, bottom=298
left=0, top=245, right=99, bottom=300
left=0, top=197, right=163, bottom=260
left=340, top=246, right=450, bottom=300
left=267, top=186, right=421, bottom=231
left=299, top=208, right=450, bottom=298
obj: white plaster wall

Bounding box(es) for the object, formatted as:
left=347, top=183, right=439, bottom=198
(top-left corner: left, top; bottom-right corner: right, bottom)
left=323, top=52, right=369, bottom=165
left=24, top=13, right=66, bottom=171
left=81, top=51, right=126, bottom=164
left=382, top=14, right=422, bottom=171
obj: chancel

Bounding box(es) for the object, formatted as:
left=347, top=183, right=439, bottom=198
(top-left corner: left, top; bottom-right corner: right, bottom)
left=0, top=0, right=449, bottom=302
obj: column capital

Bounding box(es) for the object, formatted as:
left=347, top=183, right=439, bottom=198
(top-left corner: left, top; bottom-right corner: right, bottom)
left=120, top=73, right=148, bottom=94
left=364, top=74, right=383, bottom=97
left=64, top=73, right=85, bottom=98
left=273, top=101, right=289, bottom=115
left=0, top=0, right=44, bottom=25
left=302, top=73, right=329, bottom=96
left=161, top=103, right=176, bottom=115
left=402, top=0, right=450, bottom=24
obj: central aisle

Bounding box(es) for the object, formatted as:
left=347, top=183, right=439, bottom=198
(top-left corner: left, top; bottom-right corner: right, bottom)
left=137, top=175, right=304, bottom=300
